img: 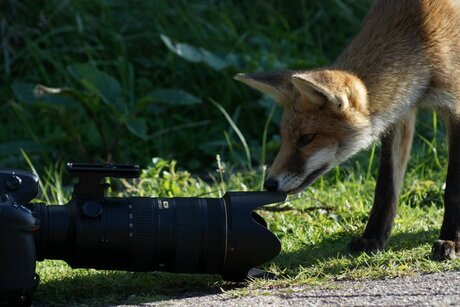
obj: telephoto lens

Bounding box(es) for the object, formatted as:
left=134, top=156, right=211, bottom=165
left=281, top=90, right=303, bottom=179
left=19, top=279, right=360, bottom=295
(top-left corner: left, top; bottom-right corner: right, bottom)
left=31, top=163, right=286, bottom=281
left=32, top=192, right=285, bottom=280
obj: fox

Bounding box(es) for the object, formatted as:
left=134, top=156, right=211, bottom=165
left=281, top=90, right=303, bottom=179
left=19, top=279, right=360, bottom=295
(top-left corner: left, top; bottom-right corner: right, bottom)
left=235, top=0, right=460, bottom=260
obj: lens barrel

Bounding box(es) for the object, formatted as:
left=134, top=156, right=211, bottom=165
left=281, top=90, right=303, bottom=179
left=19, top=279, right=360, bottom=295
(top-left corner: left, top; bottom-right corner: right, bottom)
left=33, top=192, right=285, bottom=279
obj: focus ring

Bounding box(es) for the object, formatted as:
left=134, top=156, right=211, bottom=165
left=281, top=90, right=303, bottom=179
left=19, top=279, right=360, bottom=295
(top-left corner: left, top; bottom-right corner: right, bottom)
left=174, top=199, right=202, bottom=272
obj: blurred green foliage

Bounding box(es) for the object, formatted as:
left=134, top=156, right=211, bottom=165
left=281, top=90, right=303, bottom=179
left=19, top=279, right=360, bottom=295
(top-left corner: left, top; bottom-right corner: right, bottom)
left=0, top=0, right=372, bottom=170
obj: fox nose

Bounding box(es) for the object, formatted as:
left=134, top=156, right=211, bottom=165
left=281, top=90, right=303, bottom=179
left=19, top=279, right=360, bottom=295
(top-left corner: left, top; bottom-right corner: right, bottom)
left=264, top=177, right=279, bottom=191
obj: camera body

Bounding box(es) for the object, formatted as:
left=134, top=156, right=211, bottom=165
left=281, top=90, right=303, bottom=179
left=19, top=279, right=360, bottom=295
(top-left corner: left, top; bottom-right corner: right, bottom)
left=0, top=163, right=285, bottom=305
left=0, top=170, right=40, bottom=305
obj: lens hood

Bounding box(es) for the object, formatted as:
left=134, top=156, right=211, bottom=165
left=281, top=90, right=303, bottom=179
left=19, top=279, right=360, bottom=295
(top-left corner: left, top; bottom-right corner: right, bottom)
left=221, top=191, right=286, bottom=280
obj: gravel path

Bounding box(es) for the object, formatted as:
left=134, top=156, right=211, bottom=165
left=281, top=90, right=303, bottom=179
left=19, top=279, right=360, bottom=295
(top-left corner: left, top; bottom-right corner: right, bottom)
left=118, top=271, right=460, bottom=306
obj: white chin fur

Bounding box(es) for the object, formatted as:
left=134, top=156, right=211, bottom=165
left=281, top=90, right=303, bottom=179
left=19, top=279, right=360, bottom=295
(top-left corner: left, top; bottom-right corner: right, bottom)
left=276, top=147, right=336, bottom=192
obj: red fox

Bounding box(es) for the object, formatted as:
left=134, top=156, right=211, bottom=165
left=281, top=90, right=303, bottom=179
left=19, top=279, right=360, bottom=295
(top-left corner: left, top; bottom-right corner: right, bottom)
left=235, top=0, right=460, bottom=260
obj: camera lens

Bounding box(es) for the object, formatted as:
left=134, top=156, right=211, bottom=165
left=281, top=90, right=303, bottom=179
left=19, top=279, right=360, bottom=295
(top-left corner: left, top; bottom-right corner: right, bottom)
left=33, top=192, right=284, bottom=279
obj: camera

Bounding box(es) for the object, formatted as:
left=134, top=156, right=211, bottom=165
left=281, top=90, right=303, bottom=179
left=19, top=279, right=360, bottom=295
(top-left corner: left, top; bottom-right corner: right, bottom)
left=0, top=163, right=286, bottom=306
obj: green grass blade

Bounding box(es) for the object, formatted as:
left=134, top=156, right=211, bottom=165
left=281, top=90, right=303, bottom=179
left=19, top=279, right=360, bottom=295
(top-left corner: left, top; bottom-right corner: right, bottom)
left=20, top=149, right=51, bottom=204
left=210, top=98, right=252, bottom=171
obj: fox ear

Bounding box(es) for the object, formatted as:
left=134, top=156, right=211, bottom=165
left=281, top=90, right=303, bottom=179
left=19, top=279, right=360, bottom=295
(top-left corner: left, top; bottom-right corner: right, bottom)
left=234, top=71, right=297, bottom=106
left=291, top=71, right=353, bottom=112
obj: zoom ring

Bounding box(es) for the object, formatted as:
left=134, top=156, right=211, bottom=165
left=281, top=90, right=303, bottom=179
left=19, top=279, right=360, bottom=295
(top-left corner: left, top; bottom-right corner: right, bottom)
left=131, top=198, right=155, bottom=271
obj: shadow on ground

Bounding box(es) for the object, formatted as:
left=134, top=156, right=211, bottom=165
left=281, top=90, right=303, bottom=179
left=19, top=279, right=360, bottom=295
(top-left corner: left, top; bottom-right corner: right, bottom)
left=33, top=270, right=237, bottom=306
left=273, top=228, right=439, bottom=276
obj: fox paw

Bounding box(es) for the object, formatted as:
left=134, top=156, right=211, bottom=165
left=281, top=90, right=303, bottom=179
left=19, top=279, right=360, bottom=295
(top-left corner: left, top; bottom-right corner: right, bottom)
left=348, top=237, right=384, bottom=254
left=431, top=240, right=460, bottom=261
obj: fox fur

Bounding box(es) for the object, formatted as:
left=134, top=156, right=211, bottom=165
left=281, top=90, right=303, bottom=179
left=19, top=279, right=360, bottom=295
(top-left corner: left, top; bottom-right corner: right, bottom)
left=235, top=0, right=460, bottom=259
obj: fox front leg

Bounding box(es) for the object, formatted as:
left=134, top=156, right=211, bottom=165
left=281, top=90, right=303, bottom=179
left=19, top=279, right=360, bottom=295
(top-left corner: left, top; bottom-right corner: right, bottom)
left=432, top=117, right=460, bottom=260
left=349, top=110, right=416, bottom=253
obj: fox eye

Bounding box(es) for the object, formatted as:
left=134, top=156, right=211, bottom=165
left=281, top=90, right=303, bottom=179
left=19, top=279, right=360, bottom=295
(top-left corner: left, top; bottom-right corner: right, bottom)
left=297, top=134, right=316, bottom=148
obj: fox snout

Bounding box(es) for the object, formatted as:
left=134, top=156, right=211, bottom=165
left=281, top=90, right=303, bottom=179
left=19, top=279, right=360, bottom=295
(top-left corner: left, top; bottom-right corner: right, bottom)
left=263, top=177, right=279, bottom=191
left=264, top=163, right=330, bottom=194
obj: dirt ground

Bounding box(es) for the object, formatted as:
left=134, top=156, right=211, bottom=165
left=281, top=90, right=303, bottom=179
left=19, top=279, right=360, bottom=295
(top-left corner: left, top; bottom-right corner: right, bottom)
left=118, top=271, right=460, bottom=306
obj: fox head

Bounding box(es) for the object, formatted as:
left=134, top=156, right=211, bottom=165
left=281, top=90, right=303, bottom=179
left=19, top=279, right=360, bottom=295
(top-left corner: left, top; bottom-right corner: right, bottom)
left=235, top=69, right=372, bottom=193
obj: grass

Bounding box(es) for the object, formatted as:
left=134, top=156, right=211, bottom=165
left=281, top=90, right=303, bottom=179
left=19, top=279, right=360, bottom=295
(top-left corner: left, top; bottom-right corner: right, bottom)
left=30, top=113, right=460, bottom=305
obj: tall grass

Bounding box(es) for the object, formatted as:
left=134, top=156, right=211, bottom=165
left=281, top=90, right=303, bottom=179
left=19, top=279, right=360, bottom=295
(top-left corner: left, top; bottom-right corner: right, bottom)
left=1, top=0, right=372, bottom=171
